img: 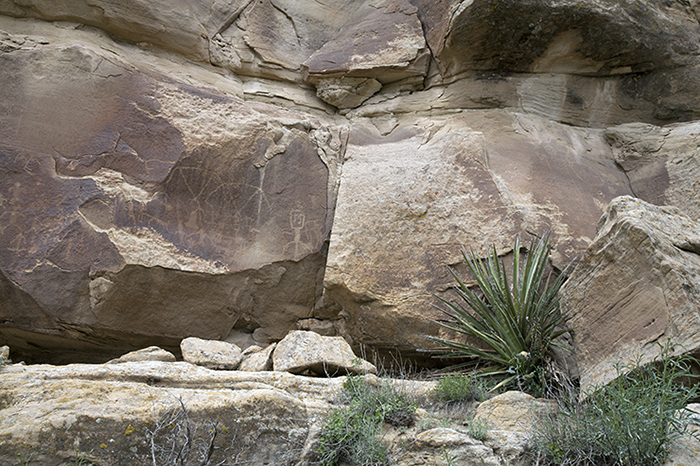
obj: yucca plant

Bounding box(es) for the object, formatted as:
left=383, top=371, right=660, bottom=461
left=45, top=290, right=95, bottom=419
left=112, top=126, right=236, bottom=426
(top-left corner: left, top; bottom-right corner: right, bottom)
left=429, top=233, right=571, bottom=395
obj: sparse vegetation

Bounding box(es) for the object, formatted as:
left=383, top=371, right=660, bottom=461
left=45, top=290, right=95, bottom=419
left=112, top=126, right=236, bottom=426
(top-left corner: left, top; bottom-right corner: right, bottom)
left=432, top=372, right=486, bottom=404
left=315, top=375, right=417, bottom=466
left=532, top=341, right=699, bottom=466
left=429, top=233, right=571, bottom=396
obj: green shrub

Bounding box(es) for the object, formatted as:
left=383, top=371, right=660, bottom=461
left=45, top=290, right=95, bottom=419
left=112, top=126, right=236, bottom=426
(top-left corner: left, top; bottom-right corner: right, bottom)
left=467, top=418, right=489, bottom=442
left=432, top=373, right=485, bottom=403
left=428, top=233, right=570, bottom=396
left=532, top=341, right=699, bottom=466
left=316, top=376, right=417, bottom=466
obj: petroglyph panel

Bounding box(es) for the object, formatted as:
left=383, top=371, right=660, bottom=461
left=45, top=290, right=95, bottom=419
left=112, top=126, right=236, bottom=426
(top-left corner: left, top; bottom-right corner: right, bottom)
left=0, top=28, right=337, bottom=361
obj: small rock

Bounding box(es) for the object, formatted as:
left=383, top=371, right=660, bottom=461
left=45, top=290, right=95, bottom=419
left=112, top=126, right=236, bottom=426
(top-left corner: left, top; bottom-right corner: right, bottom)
left=180, top=337, right=242, bottom=370
left=239, top=343, right=276, bottom=372
left=108, top=346, right=176, bottom=364
left=272, top=330, right=376, bottom=376
left=0, top=345, right=11, bottom=365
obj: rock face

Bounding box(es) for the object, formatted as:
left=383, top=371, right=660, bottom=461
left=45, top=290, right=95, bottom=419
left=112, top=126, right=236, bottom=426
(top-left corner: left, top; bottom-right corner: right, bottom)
left=606, top=121, right=700, bottom=221
left=562, top=196, right=700, bottom=391
left=0, top=17, right=342, bottom=362
left=320, top=113, right=630, bottom=357
left=0, top=361, right=348, bottom=465
left=1, top=0, right=700, bottom=365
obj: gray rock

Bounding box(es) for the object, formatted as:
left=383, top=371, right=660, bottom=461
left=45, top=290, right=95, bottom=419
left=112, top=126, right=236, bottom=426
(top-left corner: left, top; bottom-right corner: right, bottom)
left=562, top=196, right=700, bottom=391
left=181, top=337, right=243, bottom=370
left=239, top=343, right=276, bottom=372
left=0, top=345, right=10, bottom=365
left=272, top=330, right=376, bottom=376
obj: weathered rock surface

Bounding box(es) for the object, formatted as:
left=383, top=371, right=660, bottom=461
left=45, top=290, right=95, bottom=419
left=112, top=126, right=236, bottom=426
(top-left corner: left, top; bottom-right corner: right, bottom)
left=272, top=330, right=376, bottom=376
left=606, top=121, right=700, bottom=221
left=0, top=361, right=348, bottom=465
left=0, top=17, right=342, bottom=363
left=302, top=0, right=429, bottom=108
left=108, top=346, right=176, bottom=364
left=0, top=345, right=9, bottom=365
left=562, top=196, right=700, bottom=391
left=2, top=0, right=700, bottom=367
left=320, top=113, right=631, bottom=357
left=474, top=391, right=556, bottom=466
left=0, top=359, right=542, bottom=465
left=180, top=337, right=243, bottom=370
left=667, top=403, right=700, bottom=466
left=413, top=0, right=700, bottom=126
left=239, top=342, right=276, bottom=371
left=391, top=427, right=501, bottom=466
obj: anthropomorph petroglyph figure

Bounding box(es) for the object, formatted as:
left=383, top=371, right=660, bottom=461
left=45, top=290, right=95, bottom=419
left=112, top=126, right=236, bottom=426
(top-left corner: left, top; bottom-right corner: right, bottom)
left=285, top=208, right=312, bottom=260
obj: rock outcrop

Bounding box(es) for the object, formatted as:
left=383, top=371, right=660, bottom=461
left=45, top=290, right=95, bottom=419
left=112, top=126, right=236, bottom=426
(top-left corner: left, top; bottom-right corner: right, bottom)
left=0, top=16, right=342, bottom=362
left=2, top=0, right=700, bottom=365
left=562, top=196, right=700, bottom=391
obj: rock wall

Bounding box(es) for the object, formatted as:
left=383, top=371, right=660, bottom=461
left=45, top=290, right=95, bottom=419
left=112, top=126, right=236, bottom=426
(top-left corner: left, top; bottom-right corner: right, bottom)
left=1, top=0, right=700, bottom=363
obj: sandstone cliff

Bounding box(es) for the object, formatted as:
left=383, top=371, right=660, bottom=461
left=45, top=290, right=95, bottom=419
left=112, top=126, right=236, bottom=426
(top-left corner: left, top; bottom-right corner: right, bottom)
left=1, top=0, right=699, bottom=365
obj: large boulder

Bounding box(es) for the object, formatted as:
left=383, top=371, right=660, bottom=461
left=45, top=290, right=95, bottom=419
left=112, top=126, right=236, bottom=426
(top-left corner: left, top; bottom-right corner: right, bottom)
left=180, top=337, right=243, bottom=370
left=272, top=330, right=376, bottom=376
left=318, top=112, right=631, bottom=358
left=562, top=196, right=700, bottom=391
left=0, top=17, right=342, bottom=363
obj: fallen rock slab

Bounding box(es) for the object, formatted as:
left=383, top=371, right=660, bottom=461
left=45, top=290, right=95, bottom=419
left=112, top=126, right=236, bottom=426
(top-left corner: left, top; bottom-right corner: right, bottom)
left=562, top=196, right=700, bottom=391
left=239, top=343, right=276, bottom=372
left=108, top=346, right=176, bottom=364
left=272, top=330, right=376, bottom=376
left=180, top=337, right=243, bottom=370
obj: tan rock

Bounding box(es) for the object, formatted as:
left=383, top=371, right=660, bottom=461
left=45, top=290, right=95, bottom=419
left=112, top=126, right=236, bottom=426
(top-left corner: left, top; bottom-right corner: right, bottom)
left=392, top=427, right=500, bottom=466
left=0, top=361, right=348, bottom=465
left=562, top=196, right=700, bottom=391
left=0, top=345, right=10, bottom=365
left=666, top=403, right=700, bottom=466
left=0, top=17, right=342, bottom=363
left=301, top=0, right=429, bottom=107
left=474, top=391, right=556, bottom=465
left=239, top=343, right=276, bottom=372
left=272, top=330, right=376, bottom=376
left=0, top=0, right=248, bottom=61
left=108, top=346, right=176, bottom=364
left=320, top=112, right=630, bottom=357
left=181, top=337, right=243, bottom=370
left=314, top=76, right=382, bottom=109
left=606, top=121, right=700, bottom=221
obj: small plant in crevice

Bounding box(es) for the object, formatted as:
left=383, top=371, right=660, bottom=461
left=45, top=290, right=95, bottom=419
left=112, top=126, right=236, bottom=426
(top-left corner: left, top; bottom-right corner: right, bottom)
left=315, top=375, right=417, bottom=466
left=432, top=372, right=486, bottom=404
left=532, top=341, right=700, bottom=466
left=428, top=233, right=571, bottom=397
left=467, top=418, right=489, bottom=442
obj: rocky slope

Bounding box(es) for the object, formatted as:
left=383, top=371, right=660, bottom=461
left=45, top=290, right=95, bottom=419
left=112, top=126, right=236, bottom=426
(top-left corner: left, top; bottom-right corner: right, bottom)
left=1, top=0, right=700, bottom=368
